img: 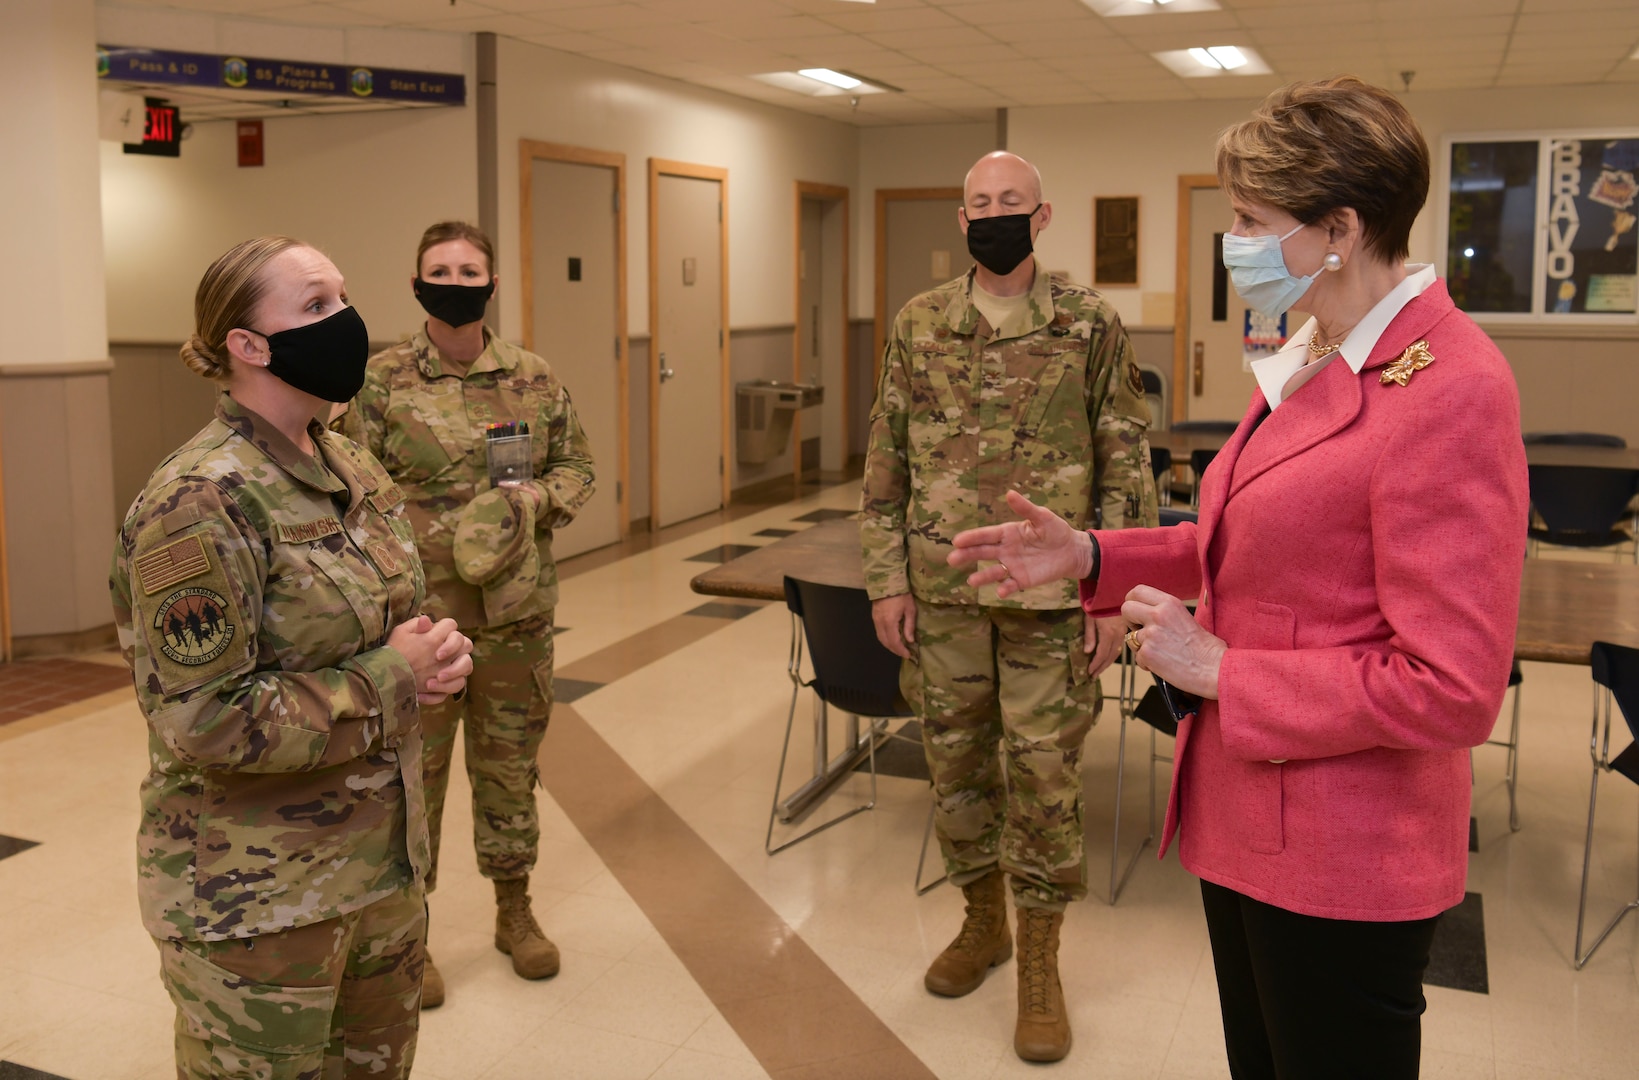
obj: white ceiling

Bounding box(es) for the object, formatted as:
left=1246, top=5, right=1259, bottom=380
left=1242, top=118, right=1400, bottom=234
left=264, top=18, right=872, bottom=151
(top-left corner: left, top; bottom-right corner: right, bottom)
left=102, top=0, right=1639, bottom=126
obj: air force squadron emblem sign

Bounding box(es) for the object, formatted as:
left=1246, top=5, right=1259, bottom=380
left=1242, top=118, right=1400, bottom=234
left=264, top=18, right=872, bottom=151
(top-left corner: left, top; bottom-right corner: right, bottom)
left=153, top=587, right=235, bottom=666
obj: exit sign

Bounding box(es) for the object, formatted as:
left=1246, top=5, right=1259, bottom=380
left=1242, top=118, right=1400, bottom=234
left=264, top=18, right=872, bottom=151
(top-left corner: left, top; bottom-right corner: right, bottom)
left=123, top=98, right=180, bottom=157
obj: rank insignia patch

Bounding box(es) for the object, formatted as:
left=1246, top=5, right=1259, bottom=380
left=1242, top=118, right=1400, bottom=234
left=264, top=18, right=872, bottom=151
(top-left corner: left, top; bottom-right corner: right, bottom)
left=152, top=587, right=236, bottom=667
left=1128, top=362, right=1146, bottom=396
left=136, top=535, right=212, bottom=595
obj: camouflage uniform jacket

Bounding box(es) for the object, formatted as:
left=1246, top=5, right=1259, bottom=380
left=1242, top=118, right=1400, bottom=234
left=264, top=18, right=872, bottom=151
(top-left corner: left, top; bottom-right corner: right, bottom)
left=862, top=260, right=1158, bottom=609
left=111, top=394, right=430, bottom=942
left=341, top=328, right=595, bottom=630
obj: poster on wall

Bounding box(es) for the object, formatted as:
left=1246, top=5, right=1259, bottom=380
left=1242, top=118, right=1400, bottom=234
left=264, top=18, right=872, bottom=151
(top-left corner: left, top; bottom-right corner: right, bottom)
left=1543, top=137, right=1638, bottom=315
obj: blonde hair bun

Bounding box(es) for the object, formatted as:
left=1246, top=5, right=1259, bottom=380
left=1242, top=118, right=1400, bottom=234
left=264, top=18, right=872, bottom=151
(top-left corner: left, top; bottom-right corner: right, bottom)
left=180, top=335, right=228, bottom=380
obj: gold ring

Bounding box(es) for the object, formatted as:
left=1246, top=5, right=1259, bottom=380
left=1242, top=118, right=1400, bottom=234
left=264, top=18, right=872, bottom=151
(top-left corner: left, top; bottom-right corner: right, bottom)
left=997, top=560, right=1010, bottom=579
left=1124, top=628, right=1142, bottom=652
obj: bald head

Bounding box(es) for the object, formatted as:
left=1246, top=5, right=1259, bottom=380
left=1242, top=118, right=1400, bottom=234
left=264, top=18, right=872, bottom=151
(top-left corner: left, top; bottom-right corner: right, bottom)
left=963, top=151, right=1043, bottom=209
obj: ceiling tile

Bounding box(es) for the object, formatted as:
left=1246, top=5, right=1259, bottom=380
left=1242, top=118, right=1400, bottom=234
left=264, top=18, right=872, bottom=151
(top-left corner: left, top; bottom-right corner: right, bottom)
left=864, top=24, right=999, bottom=49
left=544, top=3, right=686, bottom=32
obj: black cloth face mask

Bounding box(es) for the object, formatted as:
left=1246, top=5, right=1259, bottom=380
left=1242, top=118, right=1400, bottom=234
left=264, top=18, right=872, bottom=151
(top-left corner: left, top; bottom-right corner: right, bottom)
left=249, top=305, right=371, bottom=403
left=414, top=279, right=494, bottom=328
left=964, top=204, right=1041, bottom=275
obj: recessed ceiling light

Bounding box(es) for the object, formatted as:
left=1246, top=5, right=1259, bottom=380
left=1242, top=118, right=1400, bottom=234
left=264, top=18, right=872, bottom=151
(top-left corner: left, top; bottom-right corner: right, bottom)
left=1153, top=46, right=1271, bottom=77
left=753, top=70, right=900, bottom=98
left=1082, top=0, right=1220, bottom=16
left=1188, top=45, right=1247, bottom=70
left=798, top=68, right=862, bottom=91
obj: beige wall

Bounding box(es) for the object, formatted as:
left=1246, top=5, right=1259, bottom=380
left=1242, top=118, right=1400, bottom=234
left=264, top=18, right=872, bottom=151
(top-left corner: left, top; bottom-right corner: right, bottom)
left=854, top=121, right=994, bottom=316
left=100, top=100, right=480, bottom=344
left=493, top=37, right=860, bottom=341
left=493, top=38, right=862, bottom=509
left=95, top=5, right=478, bottom=344
left=1, top=0, right=118, bottom=647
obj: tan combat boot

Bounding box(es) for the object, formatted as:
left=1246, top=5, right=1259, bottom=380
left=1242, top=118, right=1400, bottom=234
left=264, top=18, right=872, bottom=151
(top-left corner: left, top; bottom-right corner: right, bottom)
left=494, top=877, right=561, bottom=979
left=1014, top=906, right=1071, bottom=1062
left=924, top=869, right=1012, bottom=997
left=420, top=950, right=445, bottom=1009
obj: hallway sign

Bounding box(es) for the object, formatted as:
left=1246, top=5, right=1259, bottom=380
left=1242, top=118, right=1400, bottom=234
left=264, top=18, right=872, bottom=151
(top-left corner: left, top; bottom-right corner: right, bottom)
left=96, top=45, right=465, bottom=106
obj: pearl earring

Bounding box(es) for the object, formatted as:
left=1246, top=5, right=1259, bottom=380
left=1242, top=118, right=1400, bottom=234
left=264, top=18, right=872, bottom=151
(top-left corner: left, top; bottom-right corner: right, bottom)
left=1323, top=252, right=1343, bottom=272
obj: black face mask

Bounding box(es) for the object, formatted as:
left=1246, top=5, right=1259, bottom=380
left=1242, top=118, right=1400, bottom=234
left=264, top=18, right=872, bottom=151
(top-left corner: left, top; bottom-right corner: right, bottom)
left=414, top=279, right=494, bottom=328
left=250, top=305, right=370, bottom=403
left=964, top=204, right=1041, bottom=275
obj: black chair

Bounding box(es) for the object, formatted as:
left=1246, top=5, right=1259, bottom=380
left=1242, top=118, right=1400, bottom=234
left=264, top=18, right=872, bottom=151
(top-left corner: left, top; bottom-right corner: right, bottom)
left=1159, top=506, right=1199, bottom=528
left=1525, top=464, right=1639, bottom=562
left=1149, top=446, right=1173, bottom=507
left=1189, top=449, right=1219, bottom=509
left=1523, top=432, right=1628, bottom=448
left=766, top=577, right=921, bottom=859
left=1170, top=420, right=1239, bottom=435
left=1139, top=366, right=1167, bottom=433
left=1574, top=641, right=1639, bottom=968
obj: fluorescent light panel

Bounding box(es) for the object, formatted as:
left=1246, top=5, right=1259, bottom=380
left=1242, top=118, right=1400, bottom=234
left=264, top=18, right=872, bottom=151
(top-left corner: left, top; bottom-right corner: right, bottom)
left=1188, top=46, right=1247, bottom=70
left=1152, top=46, right=1271, bottom=78
left=1081, top=0, right=1220, bottom=16
left=798, top=68, right=861, bottom=90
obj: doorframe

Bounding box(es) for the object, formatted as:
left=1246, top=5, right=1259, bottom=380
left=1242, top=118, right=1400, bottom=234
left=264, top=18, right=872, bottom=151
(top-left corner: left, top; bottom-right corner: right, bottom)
left=793, top=181, right=850, bottom=487
left=648, top=158, right=731, bottom=521
left=518, top=139, right=630, bottom=537
left=874, top=187, right=963, bottom=387
left=1172, top=173, right=1221, bottom=426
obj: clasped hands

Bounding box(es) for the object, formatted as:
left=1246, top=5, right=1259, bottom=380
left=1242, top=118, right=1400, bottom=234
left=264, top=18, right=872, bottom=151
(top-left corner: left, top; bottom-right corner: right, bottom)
left=946, top=489, right=1226, bottom=699
left=387, top=614, right=476, bottom=705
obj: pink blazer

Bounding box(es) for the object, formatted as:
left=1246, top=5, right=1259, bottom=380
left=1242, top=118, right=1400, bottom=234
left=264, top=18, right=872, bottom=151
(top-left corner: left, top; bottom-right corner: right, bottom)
left=1082, top=281, right=1528, bottom=921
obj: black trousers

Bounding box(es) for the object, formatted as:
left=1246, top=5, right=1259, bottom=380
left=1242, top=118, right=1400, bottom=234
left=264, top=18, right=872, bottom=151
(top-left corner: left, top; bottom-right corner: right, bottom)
left=1200, top=879, right=1442, bottom=1080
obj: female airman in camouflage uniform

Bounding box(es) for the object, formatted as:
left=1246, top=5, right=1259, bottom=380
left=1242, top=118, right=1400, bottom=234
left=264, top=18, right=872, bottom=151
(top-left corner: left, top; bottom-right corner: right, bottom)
left=112, top=236, right=473, bottom=1078
left=342, top=222, right=595, bottom=1006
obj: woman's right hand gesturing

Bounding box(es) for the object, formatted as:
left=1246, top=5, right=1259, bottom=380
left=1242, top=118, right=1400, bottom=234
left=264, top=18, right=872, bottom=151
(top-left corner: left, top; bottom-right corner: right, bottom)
left=387, top=614, right=475, bottom=705
left=948, top=490, right=1094, bottom=598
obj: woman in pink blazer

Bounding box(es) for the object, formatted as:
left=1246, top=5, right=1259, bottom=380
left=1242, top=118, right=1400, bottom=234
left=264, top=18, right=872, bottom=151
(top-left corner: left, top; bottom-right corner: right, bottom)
left=951, top=77, right=1528, bottom=1079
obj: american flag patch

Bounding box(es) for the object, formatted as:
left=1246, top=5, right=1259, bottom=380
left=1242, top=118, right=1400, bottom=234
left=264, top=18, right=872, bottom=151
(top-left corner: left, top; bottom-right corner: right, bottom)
left=136, top=535, right=212, bottom=596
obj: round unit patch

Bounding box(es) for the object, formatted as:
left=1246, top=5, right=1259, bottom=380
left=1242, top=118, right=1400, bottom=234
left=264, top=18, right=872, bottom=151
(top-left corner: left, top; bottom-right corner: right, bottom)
left=152, top=587, right=236, bottom=666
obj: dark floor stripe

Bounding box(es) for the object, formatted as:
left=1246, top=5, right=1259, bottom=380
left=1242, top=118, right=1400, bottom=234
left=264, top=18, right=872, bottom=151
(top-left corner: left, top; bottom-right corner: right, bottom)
left=1427, top=891, right=1488, bottom=994
left=791, top=509, right=855, bottom=523
left=753, top=528, right=799, bottom=538
left=552, top=678, right=604, bottom=705
left=0, top=834, right=40, bottom=862
left=0, top=1062, right=74, bottom=1080
left=685, top=543, right=763, bottom=564
left=540, top=703, right=936, bottom=1079
left=685, top=601, right=765, bottom=621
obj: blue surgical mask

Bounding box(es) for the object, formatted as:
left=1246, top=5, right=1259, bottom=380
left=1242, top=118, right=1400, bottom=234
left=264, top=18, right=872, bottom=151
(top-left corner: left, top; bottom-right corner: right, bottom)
left=1220, top=223, right=1317, bottom=318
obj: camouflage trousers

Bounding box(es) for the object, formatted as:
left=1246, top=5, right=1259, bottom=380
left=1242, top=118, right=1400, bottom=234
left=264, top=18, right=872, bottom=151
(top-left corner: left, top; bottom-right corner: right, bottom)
left=158, top=883, right=426, bottom=1080
left=901, top=600, right=1100, bottom=910
left=423, top=610, right=554, bottom=889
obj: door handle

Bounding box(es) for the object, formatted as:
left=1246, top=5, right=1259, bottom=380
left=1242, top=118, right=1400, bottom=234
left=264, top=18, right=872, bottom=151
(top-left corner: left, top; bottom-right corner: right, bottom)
left=659, top=352, right=676, bottom=383
left=1192, top=342, right=1204, bottom=396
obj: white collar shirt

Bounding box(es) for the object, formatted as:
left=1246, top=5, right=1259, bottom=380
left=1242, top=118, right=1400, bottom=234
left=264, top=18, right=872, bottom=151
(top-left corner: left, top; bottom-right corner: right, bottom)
left=1250, top=263, right=1438, bottom=410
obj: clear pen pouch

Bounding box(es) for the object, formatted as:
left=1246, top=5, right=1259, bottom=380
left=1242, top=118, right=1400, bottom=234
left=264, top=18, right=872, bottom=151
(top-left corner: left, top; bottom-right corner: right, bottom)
left=485, top=422, right=533, bottom=489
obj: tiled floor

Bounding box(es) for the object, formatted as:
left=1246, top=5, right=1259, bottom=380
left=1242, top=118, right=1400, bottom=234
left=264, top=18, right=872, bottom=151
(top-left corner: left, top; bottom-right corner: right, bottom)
left=0, top=658, right=131, bottom=727
left=1, top=482, right=1637, bottom=1079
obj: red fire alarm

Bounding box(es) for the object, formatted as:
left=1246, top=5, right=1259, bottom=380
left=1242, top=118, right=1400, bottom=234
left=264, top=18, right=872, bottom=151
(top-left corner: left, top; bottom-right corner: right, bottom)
left=237, top=120, right=264, bottom=168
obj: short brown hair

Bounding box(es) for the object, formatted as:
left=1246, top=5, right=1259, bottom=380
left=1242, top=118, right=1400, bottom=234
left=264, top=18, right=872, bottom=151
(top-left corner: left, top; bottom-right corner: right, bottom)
left=1216, top=76, right=1429, bottom=262
left=181, top=235, right=306, bottom=382
left=416, top=221, right=494, bottom=276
